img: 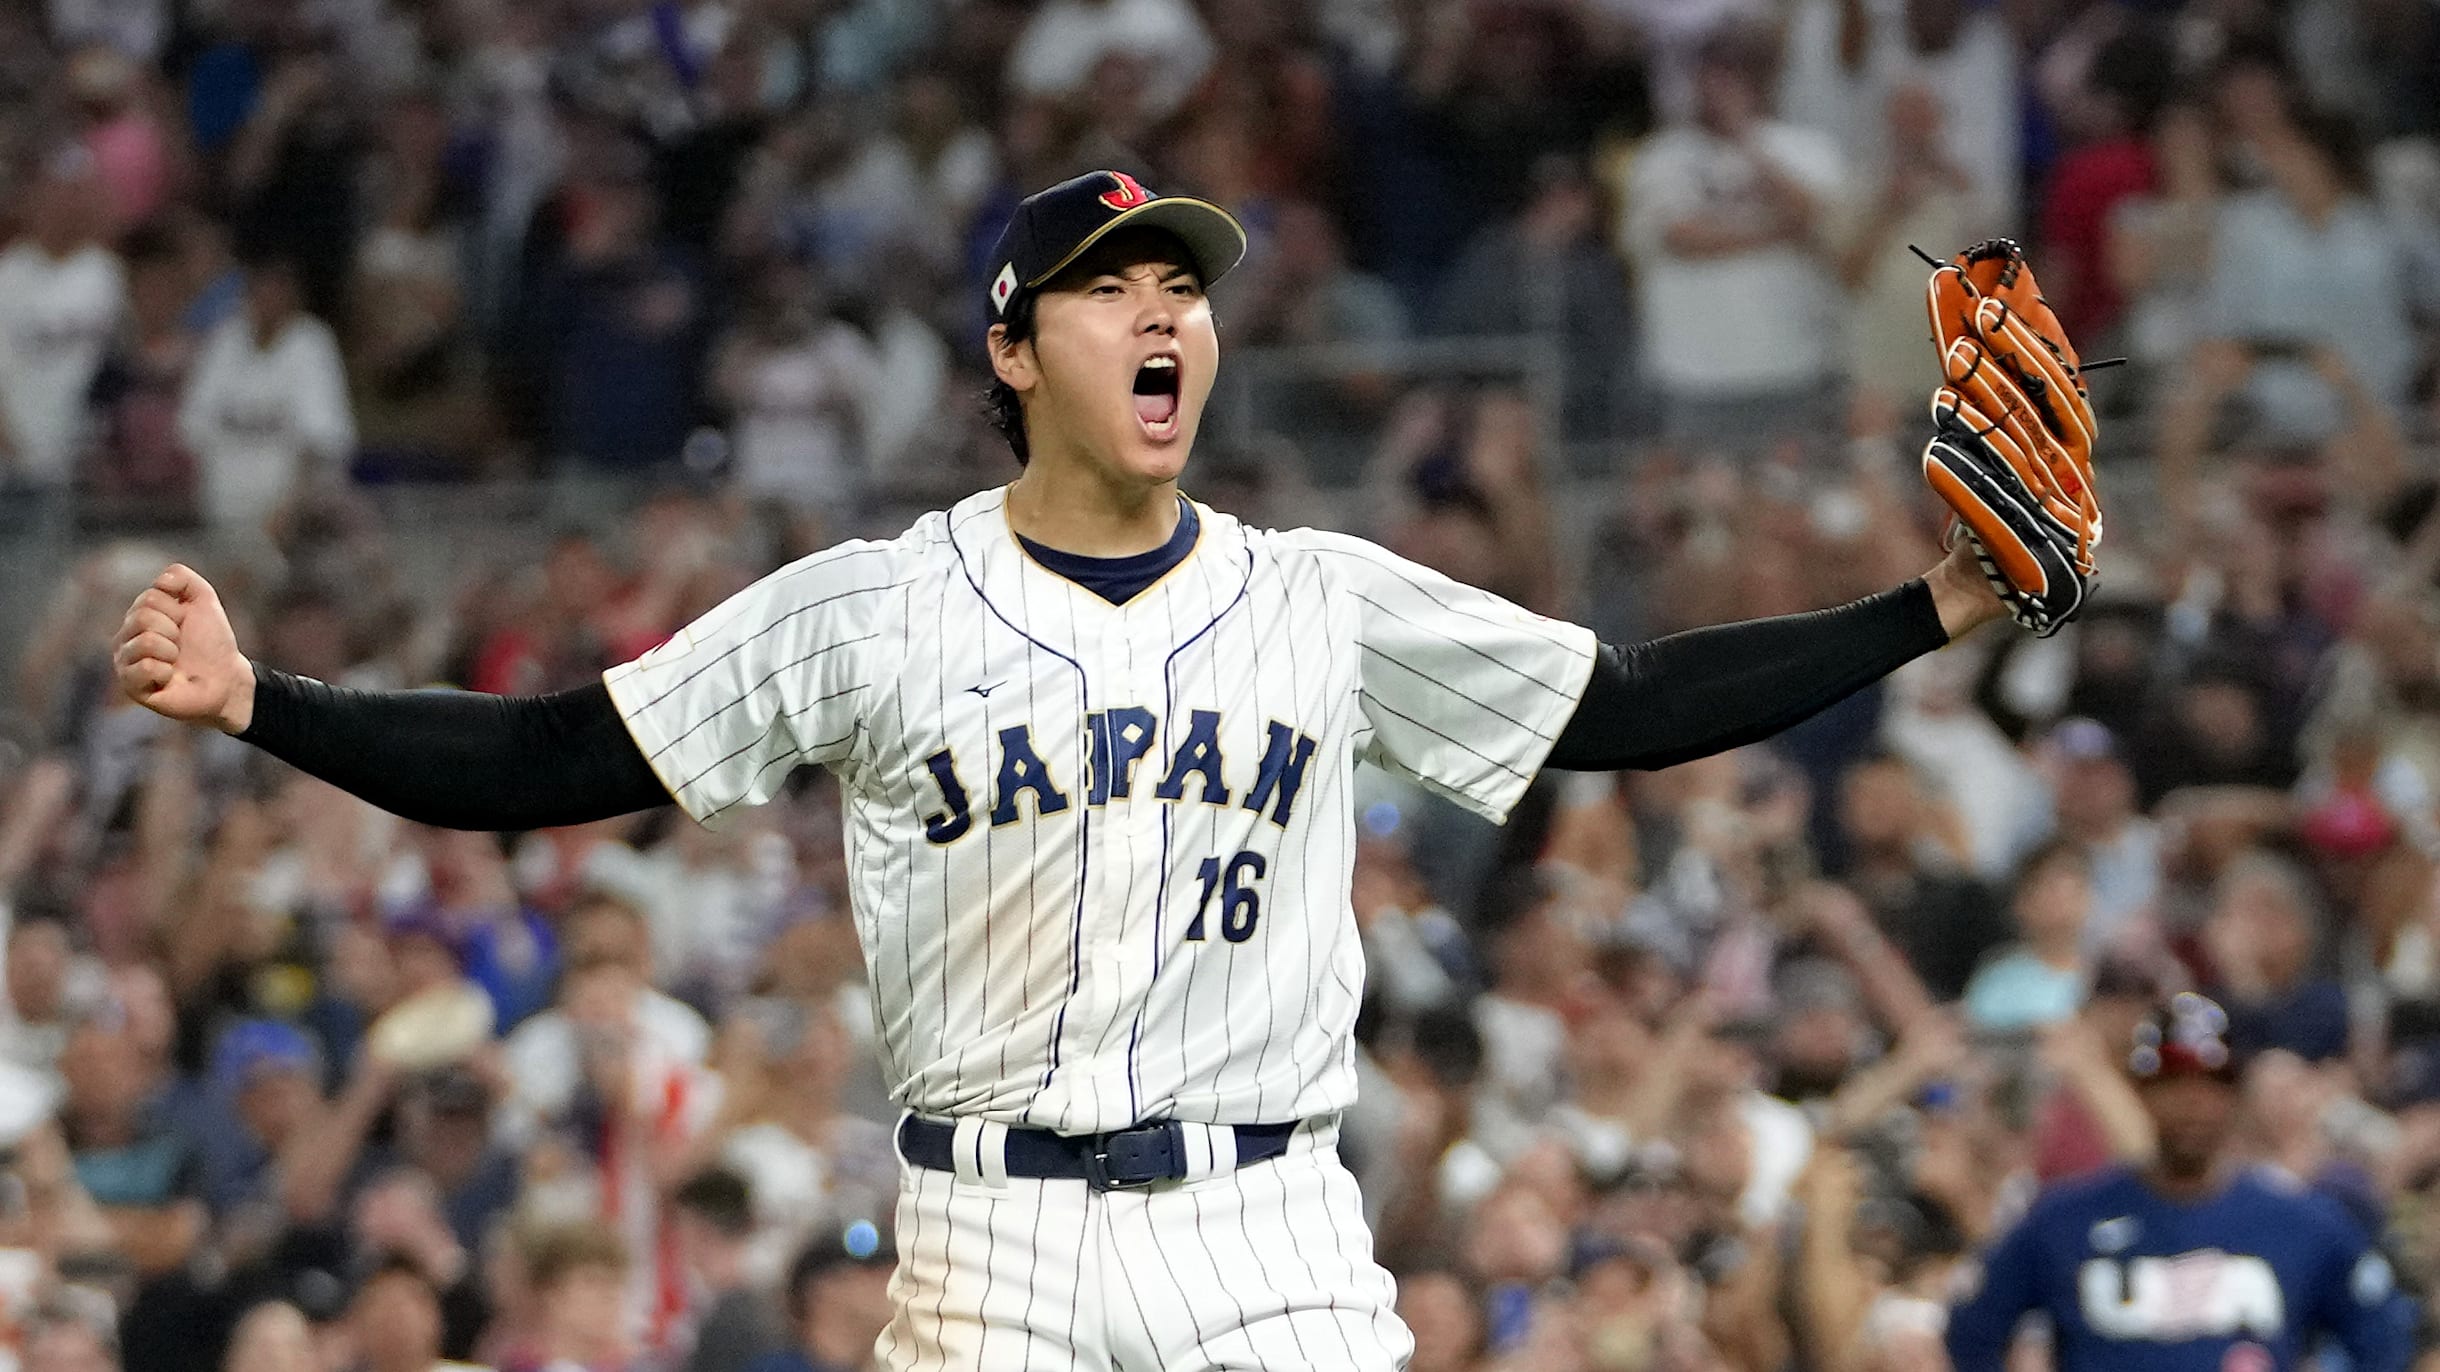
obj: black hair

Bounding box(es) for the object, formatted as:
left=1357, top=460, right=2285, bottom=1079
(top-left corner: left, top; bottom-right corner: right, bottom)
left=1475, top=864, right=1560, bottom=942
left=784, top=1226, right=892, bottom=1322
left=672, top=1166, right=756, bottom=1238
left=985, top=290, right=1039, bottom=468
left=1407, top=1003, right=1485, bottom=1090
left=119, top=221, right=181, bottom=269
left=2293, top=103, right=2373, bottom=192
left=2088, top=24, right=2176, bottom=133
left=230, top=224, right=300, bottom=278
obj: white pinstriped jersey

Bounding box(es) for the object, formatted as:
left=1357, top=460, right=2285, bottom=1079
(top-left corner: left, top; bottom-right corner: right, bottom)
left=604, top=487, right=1597, bottom=1134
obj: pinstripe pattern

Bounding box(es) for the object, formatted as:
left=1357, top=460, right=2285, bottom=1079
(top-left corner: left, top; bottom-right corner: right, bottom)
left=605, top=488, right=1594, bottom=1134
left=874, top=1124, right=1408, bottom=1371
left=608, top=489, right=1588, bottom=1368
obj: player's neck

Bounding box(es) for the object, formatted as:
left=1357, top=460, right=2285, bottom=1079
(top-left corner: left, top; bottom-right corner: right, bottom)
left=2142, top=1158, right=2232, bottom=1204
left=1006, top=458, right=1182, bottom=558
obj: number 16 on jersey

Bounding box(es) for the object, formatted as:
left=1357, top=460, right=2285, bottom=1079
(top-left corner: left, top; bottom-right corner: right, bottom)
left=1186, top=851, right=1266, bottom=943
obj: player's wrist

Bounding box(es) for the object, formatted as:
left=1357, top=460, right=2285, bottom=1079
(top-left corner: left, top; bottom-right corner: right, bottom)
left=219, top=657, right=259, bottom=737
left=1926, top=550, right=2005, bottom=640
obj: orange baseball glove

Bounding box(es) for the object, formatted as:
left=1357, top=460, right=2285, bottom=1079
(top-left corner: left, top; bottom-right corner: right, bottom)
left=1919, top=239, right=2105, bottom=637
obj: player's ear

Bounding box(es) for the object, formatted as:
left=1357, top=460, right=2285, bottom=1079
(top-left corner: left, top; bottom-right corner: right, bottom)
left=988, top=323, right=1038, bottom=395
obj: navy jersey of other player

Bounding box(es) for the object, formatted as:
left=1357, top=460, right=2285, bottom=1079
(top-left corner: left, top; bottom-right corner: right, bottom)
left=1946, top=1163, right=2410, bottom=1372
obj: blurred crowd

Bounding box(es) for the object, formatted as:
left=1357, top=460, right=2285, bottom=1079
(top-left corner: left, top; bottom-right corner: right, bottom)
left=4, top=0, right=2440, bottom=1370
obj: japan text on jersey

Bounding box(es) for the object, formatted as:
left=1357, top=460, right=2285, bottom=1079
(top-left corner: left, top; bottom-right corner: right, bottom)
left=601, top=488, right=1599, bottom=1136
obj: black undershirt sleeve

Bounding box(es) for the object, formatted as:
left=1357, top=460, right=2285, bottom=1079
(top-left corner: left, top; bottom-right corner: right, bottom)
left=1546, top=579, right=1950, bottom=772
left=237, top=579, right=1944, bottom=824
left=237, top=666, right=672, bottom=830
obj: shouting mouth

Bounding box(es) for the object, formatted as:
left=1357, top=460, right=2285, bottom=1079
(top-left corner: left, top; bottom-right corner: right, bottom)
left=1134, top=354, right=1181, bottom=438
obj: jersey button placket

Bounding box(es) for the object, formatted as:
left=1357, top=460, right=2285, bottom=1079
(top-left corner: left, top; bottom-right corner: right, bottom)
left=1076, top=616, right=1149, bottom=1118
left=1065, top=614, right=1130, bottom=1113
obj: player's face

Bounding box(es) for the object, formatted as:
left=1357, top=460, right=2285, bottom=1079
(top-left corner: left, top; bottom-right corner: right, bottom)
left=1003, top=229, right=1218, bottom=487
left=2142, top=1073, right=2238, bottom=1178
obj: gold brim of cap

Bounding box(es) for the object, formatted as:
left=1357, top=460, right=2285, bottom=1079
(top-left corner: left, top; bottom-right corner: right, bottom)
left=1025, top=196, right=1250, bottom=290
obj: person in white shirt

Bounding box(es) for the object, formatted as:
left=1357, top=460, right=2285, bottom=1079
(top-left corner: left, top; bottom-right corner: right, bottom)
left=176, top=250, right=355, bottom=533
left=1778, top=0, right=2022, bottom=227
left=497, top=898, right=718, bottom=1350
left=1834, top=82, right=2003, bottom=411
left=0, top=151, right=126, bottom=491
left=496, top=898, right=714, bottom=1150
left=713, top=264, right=883, bottom=542
left=1004, top=0, right=1215, bottom=122
left=1622, top=27, right=1845, bottom=451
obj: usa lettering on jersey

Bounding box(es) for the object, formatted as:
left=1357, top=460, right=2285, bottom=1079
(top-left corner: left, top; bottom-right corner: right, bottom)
left=601, top=488, right=1598, bottom=1135
left=2078, top=1252, right=2284, bottom=1342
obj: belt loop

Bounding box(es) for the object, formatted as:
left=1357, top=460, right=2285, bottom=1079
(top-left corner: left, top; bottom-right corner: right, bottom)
left=1178, top=1122, right=1238, bottom=1182
left=977, top=1121, right=1011, bottom=1189
left=950, top=1117, right=988, bottom=1185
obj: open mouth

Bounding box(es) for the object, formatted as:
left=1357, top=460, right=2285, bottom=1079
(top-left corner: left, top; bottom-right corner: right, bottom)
left=1133, top=355, right=1181, bottom=435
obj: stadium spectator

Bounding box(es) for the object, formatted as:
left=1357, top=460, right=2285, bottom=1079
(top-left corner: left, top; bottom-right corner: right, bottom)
left=2195, top=48, right=2421, bottom=441
left=57, top=1014, right=202, bottom=1277
left=1431, top=157, right=1633, bottom=440
left=2206, top=853, right=2355, bottom=1063
left=501, top=1223, right=634, bottom=1372
left=1003, top=0, right=1214, bottom=124
left=1623, top=25, right=1844, bottom=453
left=0, top=148, right=124, bottom=498
left=699, top=998, right=893, bottom=1293
left=83, top=225, right=202, bottom=527
left=2037, top=26, right=2174, bottom=346
left=670, top=1168, right=785, bottom=1372
left=345, top=1253, right=481, bottom=1372
left=2042, top=718, right=2166, bottom=956
left=710, top=261, right=882, bottom=543
left=1827, top=754, right=2010, bottom=1002
left=0, top=913, right=97, bottom=1080
left=21, top=1298, right=119, bottom=1372
left=519, top=154, right=713, bottom=473
left=225, top=1299, right=317, bottom=1372
left=744, top=1223, right=894, bottom=1372
left=1834, top=81, right=1997, bottom=410
left=1963, top=841, right=2098, bottom=1032
left=347, top=88, right=491, bottom=483
left=176, top=247, right=355, bottom=535
left=62, top=45, right=170, bottom=237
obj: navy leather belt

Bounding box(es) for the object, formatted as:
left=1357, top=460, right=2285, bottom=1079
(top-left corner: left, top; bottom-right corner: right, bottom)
left=897, top=1115, right=1303, bottom=1191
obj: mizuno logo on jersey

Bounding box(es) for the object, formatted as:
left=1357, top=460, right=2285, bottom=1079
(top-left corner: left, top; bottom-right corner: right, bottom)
left=918, top=709, right=1322, bottom=845
left=2077, top=1252, right=2285, bottom=1342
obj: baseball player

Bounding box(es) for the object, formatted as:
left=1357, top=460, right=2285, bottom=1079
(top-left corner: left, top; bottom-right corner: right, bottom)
left=1946, top=993, right=2412, bottom=1372
left=115, top=172, right=2061, bottom=1371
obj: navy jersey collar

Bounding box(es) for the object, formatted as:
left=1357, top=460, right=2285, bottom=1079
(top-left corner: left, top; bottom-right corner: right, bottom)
left=1014, top=497, right=1201, bottom=606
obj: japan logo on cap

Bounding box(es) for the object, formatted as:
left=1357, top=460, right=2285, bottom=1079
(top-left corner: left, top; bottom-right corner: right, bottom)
left=991, top=263, right=1018, bottom=315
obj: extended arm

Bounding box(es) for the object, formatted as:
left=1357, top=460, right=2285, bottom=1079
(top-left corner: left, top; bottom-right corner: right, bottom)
left=238, top=667, right=668, bottom=830
left=1547, top=565, right=1978, bottom=772
left=115, top=563, right=667, bottom=830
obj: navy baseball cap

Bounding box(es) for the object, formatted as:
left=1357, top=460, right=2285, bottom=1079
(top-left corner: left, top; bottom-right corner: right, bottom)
left=985, top=170, right=1247, bottom=320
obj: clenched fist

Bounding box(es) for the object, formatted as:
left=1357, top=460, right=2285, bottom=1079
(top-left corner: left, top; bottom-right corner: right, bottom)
left=114, top=564, right=257, bottom=734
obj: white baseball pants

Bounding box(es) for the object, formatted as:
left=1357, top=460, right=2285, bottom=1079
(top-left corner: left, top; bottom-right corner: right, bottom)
left=875, top=1115, right=1414, bottom=1371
